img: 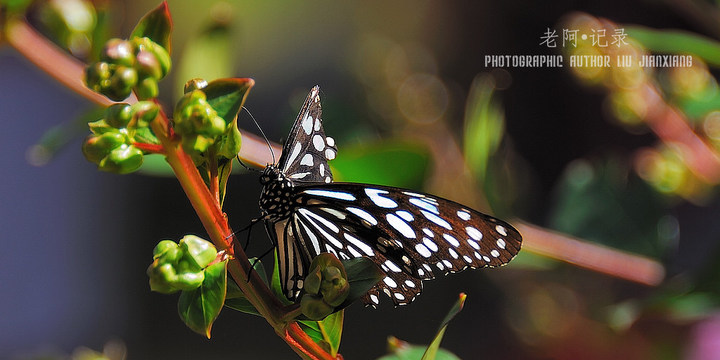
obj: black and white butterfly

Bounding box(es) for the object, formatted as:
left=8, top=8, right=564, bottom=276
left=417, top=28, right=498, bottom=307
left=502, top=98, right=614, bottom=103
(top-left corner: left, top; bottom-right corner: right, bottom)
left=258, top=86, right=522, bottom=307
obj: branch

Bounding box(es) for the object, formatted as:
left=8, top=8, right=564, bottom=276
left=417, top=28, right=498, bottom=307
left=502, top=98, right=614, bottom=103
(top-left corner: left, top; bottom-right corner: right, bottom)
left=516, top=222, right=665, bottom=286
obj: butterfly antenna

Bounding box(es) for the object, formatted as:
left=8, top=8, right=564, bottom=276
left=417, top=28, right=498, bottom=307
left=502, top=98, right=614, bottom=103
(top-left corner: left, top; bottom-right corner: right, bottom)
left=242, top=106, right=275, bottom=164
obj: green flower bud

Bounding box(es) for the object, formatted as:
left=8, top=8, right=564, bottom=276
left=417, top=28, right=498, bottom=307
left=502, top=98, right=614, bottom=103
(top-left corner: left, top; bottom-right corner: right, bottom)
left=133, top=37, right=171, bottom=78
left=105, top=66, right=138, bottom=101
left=101, top=38, right=136, bottom=67
left=82, top=132, right=126, bottom=164
left=98, top=144, right=143, bottom=174
left=105, top=103, right=133, bottom=128
left=135, top=77, right=159, bottom=100
left=180, top=235, right=218, bottom=269
left=175, top=271, right=205, bottom=290
left=303, top=253, right=350, bottom=308
left=300, top=294, right=335, bottom=320
left=84, top=62, right=111, bottom=91
left=135, top=50, right=162, bottom=79
left=184, top=78, right=208, bottom=93
left=304, top=267, right=322, bottom=295
left=153, top=240, right=182, bottom=263
left=182, top=135, right=213, bottom=154
left=148, top=262, right=179, bottom=294
left=131, top=101, right=159, bottom=127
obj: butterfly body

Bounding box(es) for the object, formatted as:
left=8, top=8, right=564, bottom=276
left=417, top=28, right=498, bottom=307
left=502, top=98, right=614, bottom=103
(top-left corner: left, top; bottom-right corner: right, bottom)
left=258, top=86, right=522, bottom=306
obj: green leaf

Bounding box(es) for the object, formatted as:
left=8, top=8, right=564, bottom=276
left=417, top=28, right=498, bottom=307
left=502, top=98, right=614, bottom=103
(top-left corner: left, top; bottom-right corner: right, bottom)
left=217, top=157, right=233, bottom=207
left=217, top=117, right=242, bottom=159
left=331, top=141, right=430, bottom=189
left=178, top=260, right=227, bottom=338
left=271, top=251, right=294, bottom=305
left=625, top=25, right=720, bottom=67
left=297, top=310, right=345, bottom=356
left=338, top=257, right=383, bottom=308
left=224, top=258, right=267, bottom=316
left=422, top=293, right=466, bottom=360
left=175, top=19, right=233, bottom=101
left=464, top=73, right=504, bottom=186
left=377, top=337, right=460, bottom=360
left=204, top=78, right=255, bottom=126
left=318, top=310, right=344, bottom=357
left=131, top=1, right=173, bottom=52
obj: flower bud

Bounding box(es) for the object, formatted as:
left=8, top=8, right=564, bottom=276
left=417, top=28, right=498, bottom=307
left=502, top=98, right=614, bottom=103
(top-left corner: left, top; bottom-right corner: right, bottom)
left=101, top=38, right=136, bottom=67
left=153, top=239, right=182, bottom=263
left=98, top=144, right=143, bottom=174
left=105, top=66, right=138, bottom=101
left=148, top=262, right=179, bottom=294
left=131, top=101, right=159, bottom=127
left=133, top=37, right=171, bottom=78
left=184, top=78, right=208, bottom=93
left=180, top=235, right=218, bottom=269
left=84, top=62, right=111, bottom=91
left=300, top=294, right=335, bottom=320
left=105, top=103, right=133, bottom=128
left=135, top=50, right=163, bottom=79
left=135, top=77, right=159, bottom=100
left=82, top=132, right=126, bottom=164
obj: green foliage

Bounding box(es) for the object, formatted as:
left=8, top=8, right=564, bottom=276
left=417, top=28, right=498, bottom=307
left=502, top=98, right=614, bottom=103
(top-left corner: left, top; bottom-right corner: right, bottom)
left=331, top=141, right=430, bottom=189
left=178, top=260, right=228, bottom=338
left=299, top=311, right=345, bottom=357
left=130, top=1, right=173, bottom=52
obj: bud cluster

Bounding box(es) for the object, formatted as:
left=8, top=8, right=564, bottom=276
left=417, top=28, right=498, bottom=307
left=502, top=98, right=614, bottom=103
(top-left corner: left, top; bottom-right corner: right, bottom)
left=147, top=236, right=219, bottom=294
left=300, top=254, right=350, bottom=320
left=82, top=102, right=158, bottom=174
left=85, top=37, right=171, bottom=101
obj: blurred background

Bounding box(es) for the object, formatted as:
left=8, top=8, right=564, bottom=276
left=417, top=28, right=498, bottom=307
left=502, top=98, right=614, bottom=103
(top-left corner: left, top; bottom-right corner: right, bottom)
left=2, top=0, right=720, bottom=358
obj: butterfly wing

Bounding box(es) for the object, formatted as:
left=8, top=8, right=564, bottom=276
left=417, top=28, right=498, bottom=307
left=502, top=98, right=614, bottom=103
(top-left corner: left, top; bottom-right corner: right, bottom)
left=276, top=86, right=337, bottom=184
left=290, top=183, right=522, bottom=306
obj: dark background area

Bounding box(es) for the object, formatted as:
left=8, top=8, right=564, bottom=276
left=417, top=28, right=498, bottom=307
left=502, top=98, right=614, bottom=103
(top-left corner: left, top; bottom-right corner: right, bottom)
left=2, top=0, right=719, bottom=359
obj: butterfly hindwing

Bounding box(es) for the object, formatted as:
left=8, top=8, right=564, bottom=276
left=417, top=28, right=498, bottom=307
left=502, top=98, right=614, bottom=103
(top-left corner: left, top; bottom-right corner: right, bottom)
left=290, top=183, right=522, bottom=306
left=277, top=86, right=337, bottom=184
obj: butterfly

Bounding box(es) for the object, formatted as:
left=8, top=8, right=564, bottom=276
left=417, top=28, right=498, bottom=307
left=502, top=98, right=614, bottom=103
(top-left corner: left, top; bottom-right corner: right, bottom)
left=258, top=86, right=522, bottom=306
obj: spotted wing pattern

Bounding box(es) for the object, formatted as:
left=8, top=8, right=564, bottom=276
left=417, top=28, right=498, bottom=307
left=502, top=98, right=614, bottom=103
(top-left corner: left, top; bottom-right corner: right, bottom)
left=259, top=86, right=522, bottom=306
left=277, top=86, right=337, bottom=184
left=288, top=184, right=521, bottom=306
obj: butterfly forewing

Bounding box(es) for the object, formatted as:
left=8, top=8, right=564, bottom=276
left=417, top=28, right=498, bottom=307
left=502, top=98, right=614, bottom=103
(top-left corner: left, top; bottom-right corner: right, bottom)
left=259, top=86, right=522, bottom=307
left=277, top=86, right=337, bottom=184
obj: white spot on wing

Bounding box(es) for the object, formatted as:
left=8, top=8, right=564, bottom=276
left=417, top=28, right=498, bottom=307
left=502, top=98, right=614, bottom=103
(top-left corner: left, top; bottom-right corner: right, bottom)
left=300, top=154, right=313, bottom=166
left=404, top=280, right=416, bottom=288
left=443, top=233, right=460, bottom=247
left=302, top=115, right=314, bottom=135
left=290, top=172, right=310, bottom=179
left=325, top=148, right=336, bottom=160
left=496, top=225, right=508, bottom=236
left=365, top=188, right=398, bottom=208
left=370, top=294, right=379, bottom=304
left=497, top=239, right=506, bottom=249
left=396, top=210, right=414, bottom=222
left=312, top=134, right=325, bottom=151
left=347, top=207, right=378, bottom=226
left=415, top=243, right=432, bottom=258
left=344, top=233, right=374, bottom=256
left=409, top=198, right=439, bottom=214
left=326, top=136, right=335, bottom=147
left=457, top=210, right=471, bottom=221
left=423, top=237, right=439, bottom=252
left=303, top=189, right=356, bottom=201
left=386, top=213, right=415, bottom=239
left=383, top=277, right=397, bottom=288
left=314, top=117, right=321, bottom=131
left=466, top=226, right=483, bottom=241
left=420, top=210, right=452, bottom=230
left=384, top=260, right=402, bottom=273
left=491, top=249, right=500, bottom=257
